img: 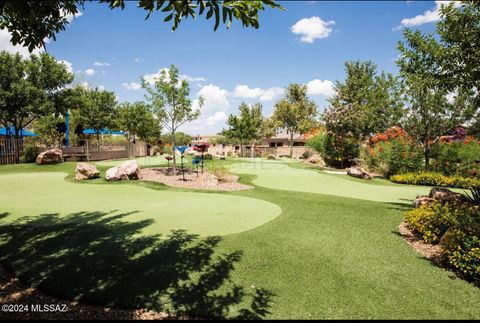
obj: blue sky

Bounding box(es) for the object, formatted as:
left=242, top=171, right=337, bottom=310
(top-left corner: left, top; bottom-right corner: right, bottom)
left=1, top=0, right=447, bottom=135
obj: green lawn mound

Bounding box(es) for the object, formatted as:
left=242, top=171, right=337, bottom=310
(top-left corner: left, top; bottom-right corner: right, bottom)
left=231, top=161, right=431, bottom=203
left=0, top=172, right=281, bottom=237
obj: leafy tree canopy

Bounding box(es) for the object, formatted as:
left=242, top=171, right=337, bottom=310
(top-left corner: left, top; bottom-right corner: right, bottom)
left=272, top=84, right=317, bottom=156
left=0, top=0, right=284, bottom=52
left=116, top=101, right=161, bottom=143
left=0, top=51, right=73, bottom=137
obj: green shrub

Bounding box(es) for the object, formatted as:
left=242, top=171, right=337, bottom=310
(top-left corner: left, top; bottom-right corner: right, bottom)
left=207, top=161, right=230, bottom=181
left=306, top=134, right=325, bottom=155
left=432, top=141, right=480, bottom=177
left=441, top=228, right=480, bottom=286
left=302, top=150, right=313, bottom=160
left=405, top=203, right=476, bottom=244
left=21, top=143, right=39, bottom=163
left=391, top=172, right=480, bottom=189
left=322, top=133, right=359, bottom=168
left=362, top=138, right=423, bottom=177
left=405, top=201, right=480, bottom=285
left=202, top=153, right=213, bottom=160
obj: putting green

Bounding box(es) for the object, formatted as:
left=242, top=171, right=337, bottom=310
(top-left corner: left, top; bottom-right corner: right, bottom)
left=231, top=159, right=430, bottom=203
left=0, top=172, right=281, bottom=237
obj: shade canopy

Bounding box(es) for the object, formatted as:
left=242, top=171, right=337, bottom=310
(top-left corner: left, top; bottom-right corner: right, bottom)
left=82, top=128, right=124, bottom=135
left=0, top=127, right=37, bottom=137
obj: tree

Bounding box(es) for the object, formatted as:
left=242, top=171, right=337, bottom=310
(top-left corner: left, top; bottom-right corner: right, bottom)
left=0, top=51, right=73, bottom=138
left=272, top=84, right=317, bottom=157
left=259, top=116, right=278, bottom=147
left=160, top=132, right=192, bottom=146
left=397, top=29, right=475, bottom=170
left=0, top=0, right=284, bottom=52
left=33, top=114, right=65, bottom=147
left=436, top=1, right=480, bottom=109
left=142, top=65, right=202, bottom=172
left=223, top=102, right=262, bottom=157
left=116, top=102, right=160, bottom=143
left=73, top=86, right=118, bottom=141
left=328, top=61, right=404, bottom=138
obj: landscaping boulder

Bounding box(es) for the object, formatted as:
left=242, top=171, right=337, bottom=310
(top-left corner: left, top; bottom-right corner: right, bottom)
left=75, top=162, right=100, bottom=180
left=106, top=160, right=139, bottom=181
left=413, top=195, right=436, bottom=208
left=202, top=174, right=218, bottom=187
left=428, top=187, right=470, bottom=204
left=36, top=148, right=63, bottom=165
left=304, top=155, right=326, bottom=167
left=346, top=166, right=372, bottom=180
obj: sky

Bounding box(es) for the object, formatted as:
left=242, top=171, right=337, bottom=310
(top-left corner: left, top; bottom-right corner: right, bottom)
left=0, top=0, right=452, bottom=135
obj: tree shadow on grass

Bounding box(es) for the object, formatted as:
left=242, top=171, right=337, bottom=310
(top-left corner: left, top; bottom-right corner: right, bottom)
left=386, top=201, right=412, bottom=212
left=0, top=211, right=274, bottom=319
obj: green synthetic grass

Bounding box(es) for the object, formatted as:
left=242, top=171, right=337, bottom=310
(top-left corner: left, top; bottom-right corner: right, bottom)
left=0, top=172, right=280, bottom=237
left=0, top=159, right=479, bottom=319
left=230, top=160, right=431, bottom=203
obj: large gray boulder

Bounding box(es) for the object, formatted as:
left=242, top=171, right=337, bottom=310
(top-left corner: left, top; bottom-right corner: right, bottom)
left=346, top=166, right=372, bottom=180
left=428, top=187, right=470, bottom=204
left=413, top=195, right=436, bottom=208
left=75, top=162, right=100, bottom=180
left=106, top=160, right=139, bottom=181
left=36, top=148, right=63, bottom=165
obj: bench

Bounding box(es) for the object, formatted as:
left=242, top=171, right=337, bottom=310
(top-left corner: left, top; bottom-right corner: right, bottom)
left=62, top=147, right=90, bottom=161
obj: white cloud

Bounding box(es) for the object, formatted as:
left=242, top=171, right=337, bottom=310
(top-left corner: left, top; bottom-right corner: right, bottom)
left=84, top=68, right=95, bottom=76
left=398, top=1, right=462, bottom=28
left=181, top=84, right=232, bottom=134
left=122, top=82, right=142, bottom=91
left=291, top=16, right=335, bottom=43
left=306, top=79, right=335, bottom=97
left=57, top=60, right=73, bottom=74
left=93, top=61, right=110, bottom=67
left=143, top=68, right=206, bottom=86
left=205, top=111, right=228, bottom=127
left=63, top=9, right=83, bottom=23
left=0, top=10, right=82, bottom=57
left=0, top=29, right=44, bottom=57
left=232, top=85, right=284, bottom=101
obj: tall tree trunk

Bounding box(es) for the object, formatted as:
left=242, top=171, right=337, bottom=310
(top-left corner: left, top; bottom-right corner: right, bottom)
left=424, top=142, right=430, bottom=171
left=250, top=140, right=255, bottom=158
left=290, top=133, right=294, bottom=158
left=172, top=131, right=176, bottom=173
left=240, top=139, right=244, bottom=158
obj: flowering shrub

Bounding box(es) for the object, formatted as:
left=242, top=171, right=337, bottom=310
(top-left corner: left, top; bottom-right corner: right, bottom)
left=432, top=140, right=480, bottom=178
left=405, top=202, right=480, bottom=286
left=362, top=128, right=422, bottom=177
left=391, top=172, right=480, bottom=189
left=441, top=228, right=480, bottom=286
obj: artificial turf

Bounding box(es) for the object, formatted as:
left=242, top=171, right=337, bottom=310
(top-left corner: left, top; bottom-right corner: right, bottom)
left=0, top=159, right=479, bottom=319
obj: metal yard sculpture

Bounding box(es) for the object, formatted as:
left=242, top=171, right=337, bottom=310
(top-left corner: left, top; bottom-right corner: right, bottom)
left=193, top=143, right=210, bottom=174
left=175, top=146, right=189, bottom=181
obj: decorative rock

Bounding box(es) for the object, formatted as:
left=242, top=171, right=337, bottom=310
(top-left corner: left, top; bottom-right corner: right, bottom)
left=202, top=174, right=219, bottom=187
left=75, top=162, right=100, bottom=180
left=106, top=160, right=139, bottom=181
left=428, top=187, right=470, bottom=204
left=36, top=148, right=63, bottom=165
left=346, top=166, right=372, bottom=180
left=305, top=155, right=326, bottom=167
left=413, top=195, right=436, bottom=208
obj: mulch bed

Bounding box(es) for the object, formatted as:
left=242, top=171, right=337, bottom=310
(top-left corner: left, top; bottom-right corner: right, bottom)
left=0, top=265, right=184, bottom=320
left=139, top=168, right=253, bottom=191
left=398, top=221, right=442, bottom=263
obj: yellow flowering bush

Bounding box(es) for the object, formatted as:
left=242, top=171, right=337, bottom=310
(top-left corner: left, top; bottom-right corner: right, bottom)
left=391, top=172, right=480, bottom=189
